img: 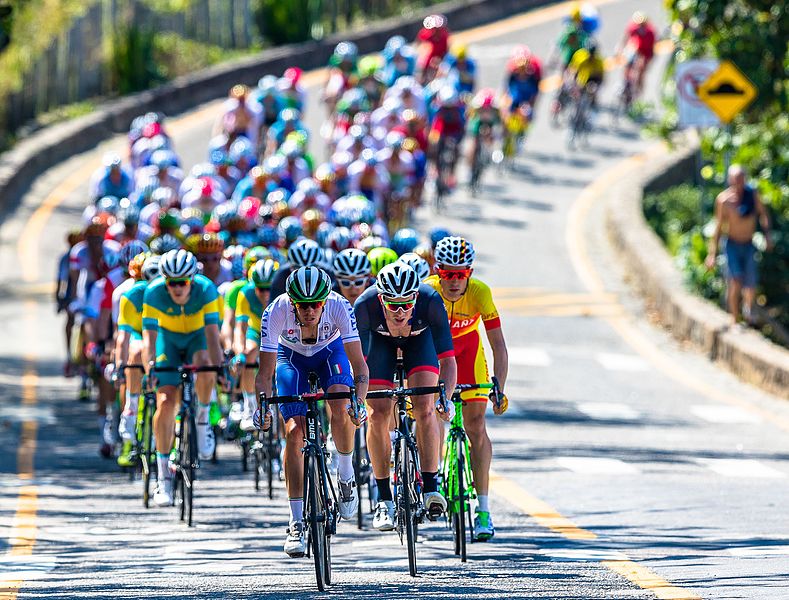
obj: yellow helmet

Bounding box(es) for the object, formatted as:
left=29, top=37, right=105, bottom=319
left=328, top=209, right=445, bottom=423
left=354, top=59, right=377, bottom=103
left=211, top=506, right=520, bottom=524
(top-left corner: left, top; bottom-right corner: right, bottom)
left=452, top=43, right=468, bottom=60
left=569, top=2, right=582, bottom=22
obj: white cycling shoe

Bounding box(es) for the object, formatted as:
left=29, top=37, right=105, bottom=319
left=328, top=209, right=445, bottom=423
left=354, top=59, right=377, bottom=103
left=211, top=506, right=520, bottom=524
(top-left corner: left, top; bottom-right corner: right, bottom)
left=196, top=422, right=215, bottom=460
left=372, top=500, right=395, bottom=531
left=338, top=478, right=359, bottom=520
left=118, top=411, right=136, bottom=442
left=284, top=522, right=306, bottom=557
left=153, top=478, right=173, bottom=507
left=424, top=491, right=447, bottom=520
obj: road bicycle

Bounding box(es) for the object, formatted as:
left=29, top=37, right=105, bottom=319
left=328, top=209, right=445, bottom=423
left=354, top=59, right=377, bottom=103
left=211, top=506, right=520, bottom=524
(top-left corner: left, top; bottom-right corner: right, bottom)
left=152, top=364, right=222, bottom=527
left=260, top=374, right=360, bottom=592
left=119, top=363, right=157, bottom=507
left=441, top=378, right=501, bottom=562
left=367, top=353, right=447, bottom=577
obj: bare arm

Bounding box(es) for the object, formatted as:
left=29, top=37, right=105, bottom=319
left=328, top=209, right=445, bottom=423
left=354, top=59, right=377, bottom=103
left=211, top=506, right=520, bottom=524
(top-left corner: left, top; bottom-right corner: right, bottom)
left=143, top=329, right=158, bottom=373
left=706, top=195, right=725, bottom=269
left=485, top=326, right=509, bottom=391
left=755, top=191, right=773, bottom=249
left=344, top=340, right=369, bottom=402
left=232, top=320, right=249, bottom=356
left=255, top=351, right=277, bottom=399
left=115, top=330, right=131, bottom=367
left=220, top=306, right=235, bottom=351
left=205, top=323, right=223, bottom=366
left=438, top=355, right=457, bottom=401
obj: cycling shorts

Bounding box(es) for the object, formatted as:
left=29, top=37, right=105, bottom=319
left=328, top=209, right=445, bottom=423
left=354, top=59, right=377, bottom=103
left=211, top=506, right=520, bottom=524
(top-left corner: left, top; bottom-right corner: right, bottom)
left=366, top=331, right=440, bottom=388
left=453, top=329, right=490, bottom=402
left=275, top=337, right=354, bottom=421
left=155, top=329, right=207, bottom=388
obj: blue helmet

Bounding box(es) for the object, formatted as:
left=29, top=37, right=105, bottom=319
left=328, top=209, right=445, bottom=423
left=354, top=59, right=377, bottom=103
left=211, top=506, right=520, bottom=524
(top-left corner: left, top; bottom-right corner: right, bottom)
left=391, top=228, right=420, bottom=256
left=429, top=226, right=452, bottom=248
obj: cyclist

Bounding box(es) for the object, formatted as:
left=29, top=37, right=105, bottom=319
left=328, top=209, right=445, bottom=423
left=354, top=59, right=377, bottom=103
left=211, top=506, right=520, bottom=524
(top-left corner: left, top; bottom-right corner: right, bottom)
left=618, top=12, right=656, bottom=100
left=88, top=153, right=134, bottom=202
left=503, top=46, right=542, bottom=123
left=441, top=44, right=477, bottom=95
left=333, top=248, right=372, bottom=306
left=429, top=86, right=466, bottom=190
left=566, top=39, right=605, bottom=108
left=57, top=230, right=83, bottom=376
left=255, top=266, right=369, bottom=557
left=466, top=88, right=502, bottom=176
left=232, top=258, right=279, bottom=431
left=142, top=249, right=224, bottom=507
left=425, top=236, right=509, bottom=540
left=354, top=262, right=457, bottom=531
left=416, top=14, right=450, bottom=84
left=115, top=253, right=160, bottom=467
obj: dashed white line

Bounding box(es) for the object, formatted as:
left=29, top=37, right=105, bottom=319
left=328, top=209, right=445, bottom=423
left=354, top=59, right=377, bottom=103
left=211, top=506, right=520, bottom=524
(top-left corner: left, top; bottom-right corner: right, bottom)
left=696, top=459, right=785, bottom=479
left=691, top=405, right=762, bottom=424
left=509, top=346, right=552, bottom=367
left=0, top=555, right=57, bottom=581
left=728, top=545, right=789, bottom=557
left=595, top=352, right=649, bottom=372
left=576, top=402, right=640, bottom=421
left=556, top=457, right=640, bottom=475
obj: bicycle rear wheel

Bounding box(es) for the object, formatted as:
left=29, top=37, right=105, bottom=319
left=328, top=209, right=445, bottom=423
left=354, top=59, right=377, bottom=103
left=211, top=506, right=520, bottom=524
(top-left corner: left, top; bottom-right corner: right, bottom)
left=306, top=453, right=328, bottom=591
left=354, top=427, right=364, bottom=529
left=455, top=439, right=467, bottom=562
left=399, top=436, right=418, bottom=577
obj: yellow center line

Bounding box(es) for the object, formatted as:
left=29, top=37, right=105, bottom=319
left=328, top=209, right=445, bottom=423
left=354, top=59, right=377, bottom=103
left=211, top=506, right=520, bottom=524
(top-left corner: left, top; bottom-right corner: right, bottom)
left=1, top=341, right=39, bottom=599
left=490, top=473, right=702, bottom=599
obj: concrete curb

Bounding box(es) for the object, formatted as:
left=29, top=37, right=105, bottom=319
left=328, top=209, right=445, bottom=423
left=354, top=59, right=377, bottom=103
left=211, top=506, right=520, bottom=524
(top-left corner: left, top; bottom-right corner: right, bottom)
left=605, top=139, right=789, bottom=399
left=0, top=0, right=557, bottom=216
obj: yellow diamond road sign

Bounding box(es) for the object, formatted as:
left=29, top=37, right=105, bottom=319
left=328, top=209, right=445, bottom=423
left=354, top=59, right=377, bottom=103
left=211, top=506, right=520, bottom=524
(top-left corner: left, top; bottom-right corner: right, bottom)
left=697, top=60, right=757, bottom=123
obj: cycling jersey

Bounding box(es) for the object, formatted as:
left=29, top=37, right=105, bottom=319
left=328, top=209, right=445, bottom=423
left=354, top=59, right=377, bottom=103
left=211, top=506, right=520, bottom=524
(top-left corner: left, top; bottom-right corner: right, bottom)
left=235, top=283, right=265, bottom=342
left=569, top=48, right=605, bottom=87
left=424, top=275, right=501, bottom=401
left=259, top=291, right=359, bottom=357
left=223, top=279, right=248, bottom=312
left=85, top=267, right=126, bottom=320
left=354, top=283, right=454, bottom=386
left=626, top=22, right=656, bottom=60
left=142, top=274, right=220, bottom=335
left=111, top=276, right=136, bottom=324
left=557, top=26, right=588, bottom=67
left=118, top=279, right=149, bottom=340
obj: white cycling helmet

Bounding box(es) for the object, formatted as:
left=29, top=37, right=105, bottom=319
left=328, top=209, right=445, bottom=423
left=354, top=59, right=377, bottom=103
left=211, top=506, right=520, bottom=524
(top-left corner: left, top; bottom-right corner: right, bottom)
left=160, top=249, right=198, bottom=279
left=376, top=262, right=420, bottom=298
left=434, top=236, right=475, bottom=267
left=119, top=240, right=149, bottom=268
left=333, top=248, right=371, bottom=278
left=142, top=255, right=162, bottom=281
left=396, top=252, right=430, bottom=281
left=288, top=238, right=323, bottom=267
left=286, top=266, right=332, bottom=303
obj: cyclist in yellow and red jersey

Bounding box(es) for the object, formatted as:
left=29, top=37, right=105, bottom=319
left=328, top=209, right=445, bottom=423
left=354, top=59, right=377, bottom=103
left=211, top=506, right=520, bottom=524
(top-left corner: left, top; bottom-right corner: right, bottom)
left=424, top=236, right=509, bottom=541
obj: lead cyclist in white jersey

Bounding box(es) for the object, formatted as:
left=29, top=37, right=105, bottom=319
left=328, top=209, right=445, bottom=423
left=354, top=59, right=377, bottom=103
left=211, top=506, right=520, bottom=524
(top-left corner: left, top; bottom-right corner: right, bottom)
left=255, top=266, right=369, bottom=558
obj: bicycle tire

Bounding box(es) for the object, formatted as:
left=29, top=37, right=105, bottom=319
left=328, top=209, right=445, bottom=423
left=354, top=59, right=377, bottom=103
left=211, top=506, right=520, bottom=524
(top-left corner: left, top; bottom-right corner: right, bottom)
left=400, top=436, right=418, bottom=577
left=456, top=440, right=467, bottom=562
left=175, top=414, right=186, bottom=522
left=240, top=438, right=249, bottom=472
left=141, top=397, right=154, bottom=508
left=354, top=427, right=364, bottom=530
left=306, top=452, right=327, bottom=591
left=266, top=425, right=275, bottom=500
left=183, top=415, right=197, bottom=527
left=253, top=442, right=262, bottom=492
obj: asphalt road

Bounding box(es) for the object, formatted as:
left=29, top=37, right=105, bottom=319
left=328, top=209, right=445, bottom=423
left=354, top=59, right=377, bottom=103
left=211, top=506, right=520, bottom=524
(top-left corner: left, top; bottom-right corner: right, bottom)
left=1, top=0, right=789, bottom=598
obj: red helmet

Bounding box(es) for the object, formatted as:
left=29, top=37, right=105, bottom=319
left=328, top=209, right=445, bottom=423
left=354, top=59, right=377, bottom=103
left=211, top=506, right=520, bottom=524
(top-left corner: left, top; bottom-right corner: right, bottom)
left=142, top=122, right=162, bottom=138
left=473, top=88, right=497, bottom=109
left=199, top=177, right=214, bottom=198
left=239, top=196, right=261, bottom=222
left=284, top=67, right=302, bottom=84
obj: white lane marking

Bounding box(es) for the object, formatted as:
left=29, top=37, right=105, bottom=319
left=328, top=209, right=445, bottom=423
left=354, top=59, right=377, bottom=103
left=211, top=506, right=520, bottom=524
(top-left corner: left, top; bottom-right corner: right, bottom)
left=509, top=346, right=552, bottom=367
left=556, top=457, right=639, bottom=475
left=161, top=560, right=245, bottom=574
left=595, top=352, right=649, bottom=372
left=0, top=373, right=71, bottom=388
left=0, top=405, right=55, bottom=425
left=163, top=540, right=244, bottom=558
left=0, top=555, right=57, bottom=581
left=691, top=405, right=762, bottom=424
left=538, top=548, right=629, bottom=561
left=728, top=545, right=789, bottom=557
left=697, top=459, right=786, bottom=479
left=576, top=402, right=640, bottom=421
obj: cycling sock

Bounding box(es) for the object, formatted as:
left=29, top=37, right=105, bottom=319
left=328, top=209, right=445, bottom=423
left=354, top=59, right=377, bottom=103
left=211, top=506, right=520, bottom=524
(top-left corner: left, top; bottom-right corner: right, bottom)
left=97, top=415, right=106, bottom=436
left=289, top=498, right=304, bottom=524
left=196, top=403, right=209, bottom=425
left=156, top=453, right=170, bottom=482
left=376, top=478, right=393, bottom=502
left=242, top=391, right=256, bottom=414
left=477, top=494, right=489, bottom=513
left=422, top=471, right=438, bottom=494
left=125, top=390, right=139, bottom=415
left=337, top=451, right=354, bottom=482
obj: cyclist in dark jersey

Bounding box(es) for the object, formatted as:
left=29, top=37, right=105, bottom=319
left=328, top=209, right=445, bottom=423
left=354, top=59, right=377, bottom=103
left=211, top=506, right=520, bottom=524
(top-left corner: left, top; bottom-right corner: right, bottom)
left=354, top=262, right=457, bottom=531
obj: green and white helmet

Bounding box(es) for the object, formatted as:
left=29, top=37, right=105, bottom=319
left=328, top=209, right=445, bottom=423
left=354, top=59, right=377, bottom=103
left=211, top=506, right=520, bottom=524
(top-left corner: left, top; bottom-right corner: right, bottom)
left=286, top=266, right=332, bottom=303
left=250, top=258, right=279, bottom=289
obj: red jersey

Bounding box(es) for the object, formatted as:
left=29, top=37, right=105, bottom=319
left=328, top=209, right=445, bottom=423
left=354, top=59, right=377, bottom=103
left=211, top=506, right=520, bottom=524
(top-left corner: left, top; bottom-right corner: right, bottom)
left=626, top=22, right=656, bottom=59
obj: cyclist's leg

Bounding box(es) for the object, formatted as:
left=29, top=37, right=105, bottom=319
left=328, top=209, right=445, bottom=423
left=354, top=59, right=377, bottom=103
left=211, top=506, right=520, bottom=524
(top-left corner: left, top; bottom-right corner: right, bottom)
left=318, top=338, right=355, bottom=465
left=403, top=334, right=441, bottom=495
left=364, top=336, right=397, bottom=504
left=240, top=338, right=259, bottom=419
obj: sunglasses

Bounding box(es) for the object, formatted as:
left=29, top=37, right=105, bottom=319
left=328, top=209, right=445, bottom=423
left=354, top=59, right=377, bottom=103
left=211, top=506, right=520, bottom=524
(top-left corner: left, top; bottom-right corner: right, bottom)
left=437, top=267, right=472, bottom=281
left=338, top=278, right=368, bottom=288
left=381, top=296, right=417, bottom=313
left=198, top=255, right=221, bottom=263
left=294, top=300, right=325, bottom=310
left=166, top=278, right=191, bottom=288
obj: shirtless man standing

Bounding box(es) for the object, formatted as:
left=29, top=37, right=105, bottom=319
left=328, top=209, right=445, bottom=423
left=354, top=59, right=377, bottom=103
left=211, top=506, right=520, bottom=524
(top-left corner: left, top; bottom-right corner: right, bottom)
left=705, top=165, right=773, bottom=325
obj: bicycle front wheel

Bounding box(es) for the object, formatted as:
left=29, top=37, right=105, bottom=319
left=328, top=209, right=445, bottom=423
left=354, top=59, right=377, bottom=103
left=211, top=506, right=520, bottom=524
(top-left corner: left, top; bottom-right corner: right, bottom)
left=455, top=440, right=467, bottom=562
left=399, top=436, right=418, bottom=577
left=182, top=415, right=197, bottom=527
left=140, top=394, right=155, bottom=508
left=306, top=453, right=328, bottom=591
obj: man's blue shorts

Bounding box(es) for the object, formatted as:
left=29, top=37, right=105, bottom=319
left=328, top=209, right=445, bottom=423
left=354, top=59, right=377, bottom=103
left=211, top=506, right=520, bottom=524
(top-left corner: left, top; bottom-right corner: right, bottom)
left=725, top=238, right=758, bottom=288
left=275, top=337, right=354, bottom=421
